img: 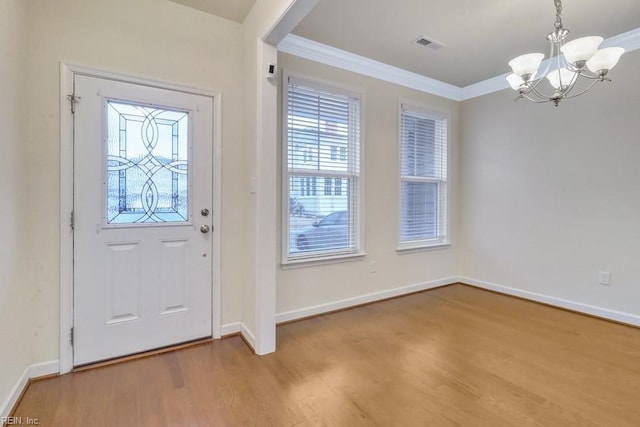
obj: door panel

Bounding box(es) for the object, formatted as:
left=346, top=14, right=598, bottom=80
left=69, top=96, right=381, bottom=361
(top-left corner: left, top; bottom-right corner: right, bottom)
left=105, top=241, right=140, bottom=324
left=73, top=75, right=214, bottom=366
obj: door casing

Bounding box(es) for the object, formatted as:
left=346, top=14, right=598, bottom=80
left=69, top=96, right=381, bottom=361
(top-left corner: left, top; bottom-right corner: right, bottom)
left=59, top=63, right=222, bottom=373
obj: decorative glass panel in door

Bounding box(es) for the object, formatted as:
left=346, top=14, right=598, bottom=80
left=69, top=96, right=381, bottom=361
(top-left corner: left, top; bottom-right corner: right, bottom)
left=106, top=101, right=190, bottom=224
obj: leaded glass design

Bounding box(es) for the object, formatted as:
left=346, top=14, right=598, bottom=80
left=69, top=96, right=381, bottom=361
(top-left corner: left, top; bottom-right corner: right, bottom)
left=106, top=101, right=189, bottom=224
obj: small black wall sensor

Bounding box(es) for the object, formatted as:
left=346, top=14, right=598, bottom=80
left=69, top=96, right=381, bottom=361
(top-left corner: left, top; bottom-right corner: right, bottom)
left=267, top=63, right=277, bottom=79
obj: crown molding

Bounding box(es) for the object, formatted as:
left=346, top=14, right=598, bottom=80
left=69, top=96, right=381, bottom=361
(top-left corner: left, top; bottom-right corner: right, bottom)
left=278, top=28, right=640, bottom=103
left=277, top=34, right=463, bottom=101
left=460, top=73, right=510, bottom=101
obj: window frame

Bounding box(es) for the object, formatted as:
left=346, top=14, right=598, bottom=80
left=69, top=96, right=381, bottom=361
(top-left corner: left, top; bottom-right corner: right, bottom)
left=281, top=72, right=366, bottom=266
left=397, top=101, right=450, bottom=252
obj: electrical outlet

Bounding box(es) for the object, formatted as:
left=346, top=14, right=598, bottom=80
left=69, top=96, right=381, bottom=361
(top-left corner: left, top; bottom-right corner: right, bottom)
left=598, top=271, right=611, bottom=286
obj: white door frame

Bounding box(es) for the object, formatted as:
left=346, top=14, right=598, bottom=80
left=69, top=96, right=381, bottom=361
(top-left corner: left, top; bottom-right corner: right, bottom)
left=59, top=63, right=222, bottom=374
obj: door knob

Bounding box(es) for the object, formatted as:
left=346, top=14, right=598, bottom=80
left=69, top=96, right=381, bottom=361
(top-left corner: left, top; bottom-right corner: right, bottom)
left=200, top=225, right=210, bottom=234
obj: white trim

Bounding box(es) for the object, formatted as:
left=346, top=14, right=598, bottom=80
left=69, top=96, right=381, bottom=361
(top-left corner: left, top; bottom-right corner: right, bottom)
left=59, top=63, right=223, bottom=372
left=1, top=361, right=59, bottom=420
left=280, top=69, right=290, bottom=270
left=275, top=277, right=458, bottom=324
left=280, top=70, right=289, bottom=271
left=281, top=70, right=366, bottom=266
left=460, top=277, right=640, bottom=327
left=460, top=73, right=511, bottom=101
left=212, top=93, right=223, bottom=339
left=59, top=63, right=74, bottom=375
left=62, top=63, right=220, bottom=98
left=273, top=273, right=640, bottom=329
left=281, top=252, right=366, bottom=269
left=26, top=360, right=59, bottom=380
left=395, top=243, right=451, bottom=254
left=240, top=323, right=257, bottom=351
left=220, top=322, right=242, bottom=336
left=263, top=0, right=320, bottom=45
left=278, top=28, right=640, bottom=102
left=253, top=41, right=278, bottom=356
left=277, top=34, right=463, bottom=101
left=397, top=100, right=451, bottom=249
left=220, top=322, right=256, bottom=351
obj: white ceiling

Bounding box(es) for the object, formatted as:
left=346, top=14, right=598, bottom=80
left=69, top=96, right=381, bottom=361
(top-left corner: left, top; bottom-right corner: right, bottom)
left=292, top=0, right=640, bottom=87
left=168, top=0, right=256, bottom=23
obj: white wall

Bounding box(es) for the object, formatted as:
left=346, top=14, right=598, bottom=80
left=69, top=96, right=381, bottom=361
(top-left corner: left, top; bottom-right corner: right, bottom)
left=0, top=0, right=31, bottom=412
left=22, top=0, right=246, bottom=365
left=276, top=53, right=460, bottom=315
left=460, top=50, right=640, bottom=318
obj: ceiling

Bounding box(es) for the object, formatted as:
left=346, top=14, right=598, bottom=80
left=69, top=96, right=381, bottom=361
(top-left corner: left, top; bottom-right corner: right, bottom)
left=292, top=0, right=640, bottom=87
left=168, top=0, right=256, bottom=23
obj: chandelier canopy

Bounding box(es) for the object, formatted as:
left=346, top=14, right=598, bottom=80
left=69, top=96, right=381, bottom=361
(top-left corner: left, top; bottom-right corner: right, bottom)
left=506, top=0, right=624, bottom=106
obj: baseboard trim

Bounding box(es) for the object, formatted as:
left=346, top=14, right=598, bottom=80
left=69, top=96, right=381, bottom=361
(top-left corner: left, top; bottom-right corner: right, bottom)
left=240, top=323, right=256, bottom=352
left=275, top=277, right=459, bottom=324
left=459, top=277, right=640, bottom=327
left=222, top=323, right=258, bottom=354
left=220, top=322, right=242, bottom=337
left=1, top=360, right=59, bottom=419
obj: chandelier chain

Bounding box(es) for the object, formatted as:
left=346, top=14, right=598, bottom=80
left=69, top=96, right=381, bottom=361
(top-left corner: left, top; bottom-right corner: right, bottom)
left=554, top=0, right=563, bottom=29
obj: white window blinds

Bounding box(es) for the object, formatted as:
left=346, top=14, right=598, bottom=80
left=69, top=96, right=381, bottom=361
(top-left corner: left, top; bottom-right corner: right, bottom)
left=285, top=76, right=361, bottom=261
left=399, top=105, right=448, bottom=246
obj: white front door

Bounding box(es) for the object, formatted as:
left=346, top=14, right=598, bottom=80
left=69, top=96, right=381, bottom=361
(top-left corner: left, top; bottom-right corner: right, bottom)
left=73, top=75, right=214, bottom=366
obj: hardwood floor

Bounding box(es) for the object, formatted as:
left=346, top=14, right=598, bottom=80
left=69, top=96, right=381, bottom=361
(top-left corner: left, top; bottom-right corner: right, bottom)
left=13, top=284, right=640, bottom=426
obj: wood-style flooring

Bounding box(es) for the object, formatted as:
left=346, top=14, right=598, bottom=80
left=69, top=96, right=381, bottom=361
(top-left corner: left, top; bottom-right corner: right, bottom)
left=12, top=284, right=640, bottom=426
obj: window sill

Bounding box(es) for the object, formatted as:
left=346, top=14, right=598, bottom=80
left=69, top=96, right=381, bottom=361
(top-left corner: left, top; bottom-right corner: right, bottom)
left=396, top=242, right=451, bottom=254
left=281, top=252, right=367, bottom=270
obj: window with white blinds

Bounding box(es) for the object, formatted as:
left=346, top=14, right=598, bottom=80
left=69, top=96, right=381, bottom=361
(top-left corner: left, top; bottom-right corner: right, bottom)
left=284, top=76, right=361, bottom=261
left=399, top=105, right=448, bottom=247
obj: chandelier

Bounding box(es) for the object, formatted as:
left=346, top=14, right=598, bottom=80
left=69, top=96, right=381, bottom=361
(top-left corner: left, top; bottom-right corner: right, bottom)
left=506, top=0, right=625, bottom=106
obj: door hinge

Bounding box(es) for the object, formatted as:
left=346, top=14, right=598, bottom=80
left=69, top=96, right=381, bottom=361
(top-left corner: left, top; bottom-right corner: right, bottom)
left=70, top=327, right=74, bottom=347
left=67, top=94, right=81, bottom=114
left=70, top=211, right=74, bottom=230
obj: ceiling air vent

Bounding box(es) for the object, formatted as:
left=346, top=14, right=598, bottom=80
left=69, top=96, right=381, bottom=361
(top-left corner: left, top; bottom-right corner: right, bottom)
left=413, top=36, right=445, bottom=50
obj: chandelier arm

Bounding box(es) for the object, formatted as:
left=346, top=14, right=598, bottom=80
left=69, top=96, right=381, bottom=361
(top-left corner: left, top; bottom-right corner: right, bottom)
left=534, top=43, right=556, bottom=87
left=521, top=93, right=553, bottom=103
left=559, top=69, right=582, bottom=96
left=563, top=79, right=604, bottom=99
left=577, top=72, right=608, bottom=81
left=526, top=43, right=562, bottom=94
left=517, top=87, right=543, bottom=101
left=524, top=82, right=552, bottom=101
left=524, top=78, right=544, bottom=92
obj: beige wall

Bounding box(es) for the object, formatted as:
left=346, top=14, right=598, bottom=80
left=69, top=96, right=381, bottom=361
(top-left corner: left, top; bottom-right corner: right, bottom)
left=6, top=0, right=638, bottom=409
left=0, top=0, right=31, bottom=410
left=460, top=50, right=640, bottom=316
left=276, top=53, right=460, bottom=314
left=22, top=0, right=246, bottom=365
